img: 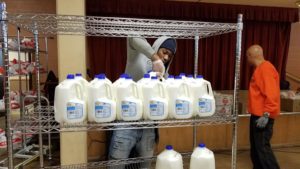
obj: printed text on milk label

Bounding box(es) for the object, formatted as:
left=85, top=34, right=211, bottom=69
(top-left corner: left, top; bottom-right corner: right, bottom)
left=175, top=100, right=189, bottom=115
left=199, top=98, right=212, bottom=113
left=121, top=101, right=137, bottom=117
left=67, top=102, right=83, bottom=119
left=95, top=101, right=111, bottom=118
left=150, top=100, right=164, bottom=116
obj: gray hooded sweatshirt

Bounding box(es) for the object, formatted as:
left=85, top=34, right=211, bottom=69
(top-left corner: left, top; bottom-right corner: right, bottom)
left=125, top=36, right=174, bottom=82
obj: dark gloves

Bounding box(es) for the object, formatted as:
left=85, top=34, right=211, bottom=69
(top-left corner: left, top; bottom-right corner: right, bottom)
left=256, top=112, right=270, bottom=128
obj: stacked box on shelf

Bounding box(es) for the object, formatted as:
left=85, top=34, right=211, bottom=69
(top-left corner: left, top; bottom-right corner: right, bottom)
left=214, top=91, right=233, bottom=115
left=281, top=98, right=300, bottom=112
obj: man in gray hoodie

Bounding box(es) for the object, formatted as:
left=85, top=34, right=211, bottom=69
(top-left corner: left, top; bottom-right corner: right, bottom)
left=108, top=36, right=176, bottom=169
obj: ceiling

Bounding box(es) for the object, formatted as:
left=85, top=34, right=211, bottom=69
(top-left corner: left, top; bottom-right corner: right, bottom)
left=172, top=0, right=299, bottom=8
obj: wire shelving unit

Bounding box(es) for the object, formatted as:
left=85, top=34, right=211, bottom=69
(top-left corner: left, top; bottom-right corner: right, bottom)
left=0, top=2, right=243, bottom=169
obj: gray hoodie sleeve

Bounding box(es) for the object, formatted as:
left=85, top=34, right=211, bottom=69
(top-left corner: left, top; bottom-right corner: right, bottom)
left=128, top=37, right=156, bottom=59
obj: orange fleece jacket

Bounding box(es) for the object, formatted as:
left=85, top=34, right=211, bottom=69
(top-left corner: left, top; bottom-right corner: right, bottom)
left=248, top=61, right=280, bottom=119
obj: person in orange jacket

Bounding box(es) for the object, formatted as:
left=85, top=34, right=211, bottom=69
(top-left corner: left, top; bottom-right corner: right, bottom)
left=247, top=45, right=280, bottom=169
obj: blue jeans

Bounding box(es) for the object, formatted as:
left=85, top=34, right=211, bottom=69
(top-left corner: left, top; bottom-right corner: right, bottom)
left=108, top=128, right=156, bottom=169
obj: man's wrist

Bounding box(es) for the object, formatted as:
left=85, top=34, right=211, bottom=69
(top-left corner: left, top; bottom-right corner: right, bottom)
left=151, top=53, right=160, bottom=61
left=263, top=112, right=270, bottom=118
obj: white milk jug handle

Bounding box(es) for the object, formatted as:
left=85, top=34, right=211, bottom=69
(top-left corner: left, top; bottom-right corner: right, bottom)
left=157, top=82, right=166, bottom=98
left=204, top=80, right=213, bottom=97
left=105, top=83, right=113, bottom=99
left=132, top=83, right=140, bottom=99
left=182, top=83, right=190, bottom=97
left=74, top=81, right=84, bottom=100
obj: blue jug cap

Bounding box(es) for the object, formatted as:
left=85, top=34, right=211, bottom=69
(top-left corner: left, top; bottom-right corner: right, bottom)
left=151, top=76, right=158, bottom=80
left=174, top=76, right=182, bottom=80
left=187, top=75, right=193, bottom=78
left=179, top=73, right=186, bottom=76
left=75, top=73, right=82, bottom=77
left=197, top=75, right=204, bottom=79
left=166, top=145, right=173, bottom=150
left=168, top=75, right=174, bottom=79
left=144, top=74, right=150, bottom=78
left=98, top=73, right=106, bottom=78
left=125, top=76, right=132, bottom=80
left=198, top=143, right=206, bottom=148
left=97, top=74, right=106, bottom=80
left=66, top=74, right=75, bottom=79
left=120, top=74, right=128, bottom=78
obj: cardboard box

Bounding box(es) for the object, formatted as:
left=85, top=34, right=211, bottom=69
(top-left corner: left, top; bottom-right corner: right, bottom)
left=281, top=98, right=300, bottom=112
left=87, top=131, right=107, bottom=161
left=238, top=102, right=248, bottom=114
left=214, top=93, right=233, bottom=106
left=216, top=105, right=232, bottom=115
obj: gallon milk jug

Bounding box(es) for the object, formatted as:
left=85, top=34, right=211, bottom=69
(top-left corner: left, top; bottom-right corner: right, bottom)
left=75, top=73, right=89, bottom=101
left=87, top=75, right=116, bottom=123
left=190, top=144, right=215, bottom=169
left=137, top=74, right=151, bottom=100
left=90, top=74, right=112, bottom=85
left=112, top=74, right=128, bottom=98
left=116, top=77, right=143, bottom=121
left=165, top=75, right=174, bottom=85
left=156, top=145, right=183, bottom=169
left=186, top=75, right=194, bottom=83
left=54, top=74, right=87, bottom=123
left=167, top=76, right=193, bottom=119
left=142, top=76, right=168, bottom=120
left=137, top=73, right=151, bottom=85
left=195, top=75, right=216, bottom=117
left=179, top=73, right=187, bottom=80
left=98, top=73, right=112, bottom=84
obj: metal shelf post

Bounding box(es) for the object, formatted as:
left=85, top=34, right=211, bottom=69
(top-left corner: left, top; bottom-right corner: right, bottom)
left=193, top=35, right=200, bottom=148
left=0, top=2, right=14, bottom=169
left=232, top=14, right=243, bottom=169
left=34, top=22, right=45, bottom=168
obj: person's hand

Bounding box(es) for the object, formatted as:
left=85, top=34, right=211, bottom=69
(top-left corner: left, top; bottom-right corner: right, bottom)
left=256, top=112, right=270, bottom=128
left=152, top=59, right=165, bottom=75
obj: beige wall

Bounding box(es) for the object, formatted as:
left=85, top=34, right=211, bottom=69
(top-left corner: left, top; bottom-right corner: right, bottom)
left=286, top=21, right=300, bottom=90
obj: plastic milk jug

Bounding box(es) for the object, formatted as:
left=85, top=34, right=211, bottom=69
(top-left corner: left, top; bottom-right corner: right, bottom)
left=137, top=74, right=151, bottom=100
left=98, top=73, right=112, bottom=84
left=195, top=75, right=216, bottom=117
left=54, top=74, right=86, bottom=123
left=137, top=74, right=151, bottom=85
left=156, top=145, right=183, bottom=169
left=142, top=76, right=168, bottom=120
left=190, top=144, right=215, bottom=169
left=179, top=73, right=187, bottom=80
left=112, top=74, right=128, bottom=98
left=75, top=73, right=89, bottom=101
left=166, top=76, right=193, bottom=119
left=87, top=75, right=116, bottom=123
left=165, top=75, right=175, bottom=85
left=116, top=77, right=143, bottom=121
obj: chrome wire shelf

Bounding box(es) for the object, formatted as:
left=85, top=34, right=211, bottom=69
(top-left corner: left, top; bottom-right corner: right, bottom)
left=13, top=106, right=235, bottom=134
left=6, top=14, right=238, bottom=39
left=45, top=153, right=191, bottom=169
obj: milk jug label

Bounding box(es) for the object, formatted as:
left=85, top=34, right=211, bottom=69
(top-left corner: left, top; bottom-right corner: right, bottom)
left=95, top=101, right=111, bottom=118
left=199, top=98, right=212, bottom=113
left=67, top=102, right=83, bottom=119
left=175, top=100, right=190, bottom=115
left=121, top=101, right=137, bottom=117
left=149, top=101, right=164, bottom=116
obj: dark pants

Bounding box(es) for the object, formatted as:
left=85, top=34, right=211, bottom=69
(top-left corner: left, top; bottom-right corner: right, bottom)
left=250, top=115, right=280, bottom=169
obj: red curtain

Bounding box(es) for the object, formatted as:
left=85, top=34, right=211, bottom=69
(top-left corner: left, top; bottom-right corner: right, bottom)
left=86, top=0, right=299, bottom=90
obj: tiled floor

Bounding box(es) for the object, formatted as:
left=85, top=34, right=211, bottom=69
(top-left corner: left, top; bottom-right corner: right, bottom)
left=2, top=147, right=299, bottom=168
